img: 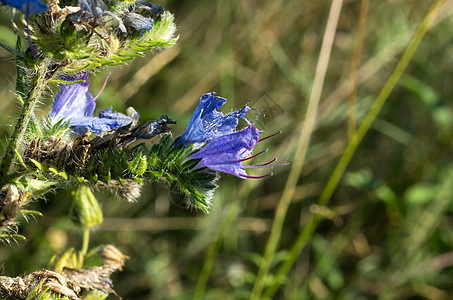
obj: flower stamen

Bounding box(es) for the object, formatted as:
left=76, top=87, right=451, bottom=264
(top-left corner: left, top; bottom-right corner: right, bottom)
left=239, top=148, right=268, bottom=162
left=258, top=130, right=282, bottom=143
left=240, top=172, right=273, bottom=179
left=248, top=158, right=277, bottom=167
left=93, top=74, right=110, bottom=101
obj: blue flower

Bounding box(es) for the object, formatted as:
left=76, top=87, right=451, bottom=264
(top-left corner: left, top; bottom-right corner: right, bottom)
left=50, top=73, right=137, bottom=134
left=0, top=0, right=47, bottom=14
left=175, top=92, right=252, bottom=147
left=188, top=126, right=278, bottom=178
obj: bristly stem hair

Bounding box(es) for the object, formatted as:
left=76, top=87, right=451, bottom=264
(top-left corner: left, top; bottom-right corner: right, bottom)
left=0, top=57, right=51, bottom=182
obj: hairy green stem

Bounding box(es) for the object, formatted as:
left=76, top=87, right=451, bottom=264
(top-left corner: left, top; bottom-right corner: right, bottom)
left=262, top=0, right=446, bottom=298
left=0, top=58, right=51, bottom=182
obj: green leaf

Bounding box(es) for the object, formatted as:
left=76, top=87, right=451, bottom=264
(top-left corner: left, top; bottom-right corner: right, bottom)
left=0, top=40, right=23, bottom=57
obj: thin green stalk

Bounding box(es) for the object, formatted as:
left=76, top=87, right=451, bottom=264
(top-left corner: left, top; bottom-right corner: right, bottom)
left=0, top=58, right=51, bottom=181
left=81, top=229, right=90, bottom=256
left=78, top=229, right=90, bottom=268
left=249, top=1, right=344, bottom=299
left=262, top=0, right=446, bottom=298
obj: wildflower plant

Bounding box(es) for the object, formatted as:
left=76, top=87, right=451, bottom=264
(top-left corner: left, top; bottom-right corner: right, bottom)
left=0, top=0, right=286, bottom=298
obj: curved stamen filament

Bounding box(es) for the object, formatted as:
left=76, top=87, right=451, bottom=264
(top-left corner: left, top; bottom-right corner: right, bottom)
left=258, top=130, right=282, bottom=143
left=240, top=172, right=273, bottom=179
left=93, top=74, right=110, bottom=101
left=239, top=148, right=268, bottom=162
left=244, top=158, right=276, bottom=167
left=244, top=159, right=289, bottom=169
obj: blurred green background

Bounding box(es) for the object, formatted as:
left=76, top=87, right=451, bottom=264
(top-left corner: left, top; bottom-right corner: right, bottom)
left=2, top=0, right=453, bottom=299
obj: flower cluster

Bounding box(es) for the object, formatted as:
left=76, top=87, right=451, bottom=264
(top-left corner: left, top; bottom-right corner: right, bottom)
left=178, top=92, right=285, bottom=179
left=27, top=78, right=284, bottom=212
left=49, top=82, right=284, bottom=181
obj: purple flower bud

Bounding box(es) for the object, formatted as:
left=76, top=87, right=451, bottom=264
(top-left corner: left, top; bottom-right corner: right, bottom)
left=176, top=92, right=252, bottom=147
left=189, top=126, right=270, bottom=178
left=50, top=73, right=137, bottom=134
left=0, top=0, right=47, bottom=14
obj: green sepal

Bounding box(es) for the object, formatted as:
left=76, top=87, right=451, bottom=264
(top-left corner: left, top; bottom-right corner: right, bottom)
left=21, top=210, right=43, bottom=217
left=48, top=79, right=86, bottom=85
left=151, top=170, right=164, bottom=178
left=91, top=173, right=99, bottom=183
left=165, top=172, right=176, bottom=181
left=48, top=167, right=68, bottom=180
left=29, top=158, right=44, bottom=171
left=0, top=234, right=26, bottom=241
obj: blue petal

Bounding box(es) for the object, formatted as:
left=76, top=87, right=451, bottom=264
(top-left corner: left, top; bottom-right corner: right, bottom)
left=134, top=0, right=164, bottom=15
left=68, top=116, right=123, bottom=134
left=50, top=73, right=95, bottom=122
left=188, top=126, right=261, bottom=178
left=97, top=108, right=138, bottom=125
left=123, top=12, right=154, bottom=34
left=176, top=92, right=252, bottom=147
left=1, top=0, right=47, bottom=14
left=68, top=108, right=139, bottom=134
